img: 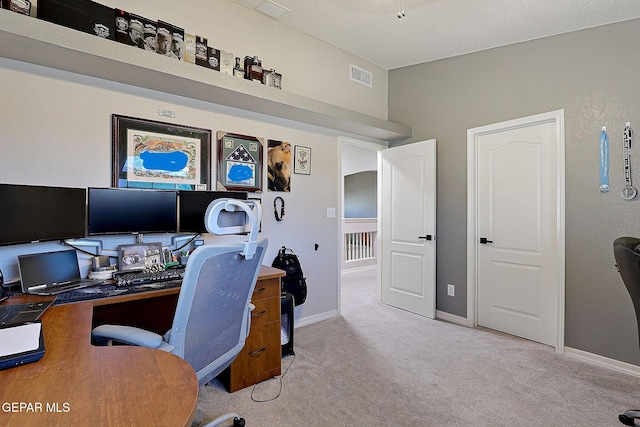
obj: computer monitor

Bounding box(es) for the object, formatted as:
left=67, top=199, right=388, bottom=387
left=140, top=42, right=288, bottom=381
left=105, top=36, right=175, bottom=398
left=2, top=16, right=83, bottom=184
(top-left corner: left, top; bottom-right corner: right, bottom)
left=87, top=187, right=178, bottom=235
left=0, top=183, right=86, bottom=246
left=178, top=190, right=248, bottom=233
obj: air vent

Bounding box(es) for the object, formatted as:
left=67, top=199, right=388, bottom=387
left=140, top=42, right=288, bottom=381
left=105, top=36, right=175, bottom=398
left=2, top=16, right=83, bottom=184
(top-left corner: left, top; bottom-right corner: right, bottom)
left=350, top=64, right=373, bottom=88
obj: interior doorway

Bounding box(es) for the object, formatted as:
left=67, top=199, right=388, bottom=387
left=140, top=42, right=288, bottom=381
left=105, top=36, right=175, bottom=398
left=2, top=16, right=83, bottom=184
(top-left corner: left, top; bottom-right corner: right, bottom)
left=339, top=137, right=384, bottom=313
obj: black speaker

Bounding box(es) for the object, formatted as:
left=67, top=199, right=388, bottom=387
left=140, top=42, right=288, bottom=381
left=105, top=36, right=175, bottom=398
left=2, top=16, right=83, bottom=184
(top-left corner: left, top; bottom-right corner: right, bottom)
left=281, top=292, right=295, bottom=357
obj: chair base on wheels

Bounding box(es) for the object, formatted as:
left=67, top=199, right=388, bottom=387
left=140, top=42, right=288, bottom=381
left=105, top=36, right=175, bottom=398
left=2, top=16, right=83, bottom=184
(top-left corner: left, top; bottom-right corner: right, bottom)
left=202, top=412, right=246, bottom=427
left=619, top=409, right=640, bottom=425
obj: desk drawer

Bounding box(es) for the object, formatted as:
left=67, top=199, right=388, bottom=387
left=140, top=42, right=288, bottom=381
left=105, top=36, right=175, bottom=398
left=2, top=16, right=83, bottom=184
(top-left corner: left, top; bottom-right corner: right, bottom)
left=222, top=323, right=281, bottom=392
left=251, top=278, right=279, bottom=301
left=250, top=296, right=279, bottom=327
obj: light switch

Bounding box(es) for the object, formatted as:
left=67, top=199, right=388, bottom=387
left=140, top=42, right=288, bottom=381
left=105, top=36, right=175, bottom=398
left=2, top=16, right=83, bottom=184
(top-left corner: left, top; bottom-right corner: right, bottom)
left=327, top=207, right=336, bottom=218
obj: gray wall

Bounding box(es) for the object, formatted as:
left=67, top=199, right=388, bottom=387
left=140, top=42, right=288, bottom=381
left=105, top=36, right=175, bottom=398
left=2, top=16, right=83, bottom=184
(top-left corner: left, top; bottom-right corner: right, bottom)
left=344, top=171, right=377, bottom=218
left=389, top=19, right=640, bottom=364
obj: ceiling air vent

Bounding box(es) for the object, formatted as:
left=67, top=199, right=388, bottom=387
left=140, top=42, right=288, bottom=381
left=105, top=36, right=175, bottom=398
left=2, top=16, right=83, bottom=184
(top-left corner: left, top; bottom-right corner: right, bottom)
left=350, top=64, right=373, bottom=88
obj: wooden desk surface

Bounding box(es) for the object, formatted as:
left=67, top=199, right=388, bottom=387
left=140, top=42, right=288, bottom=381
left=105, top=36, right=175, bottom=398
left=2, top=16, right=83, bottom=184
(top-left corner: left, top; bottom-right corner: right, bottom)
left=0, top=265, right=284, bottom=426
left=0, top=302, right=198, bottom=426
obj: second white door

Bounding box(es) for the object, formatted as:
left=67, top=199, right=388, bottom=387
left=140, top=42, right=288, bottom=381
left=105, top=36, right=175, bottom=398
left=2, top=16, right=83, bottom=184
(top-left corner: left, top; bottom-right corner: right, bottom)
left=469, top=111, right=564, bottom=347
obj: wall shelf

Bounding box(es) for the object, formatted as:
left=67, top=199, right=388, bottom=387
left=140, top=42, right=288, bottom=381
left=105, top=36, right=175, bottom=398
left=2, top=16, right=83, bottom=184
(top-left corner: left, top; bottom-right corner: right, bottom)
left=0, top=10, right=412, bottom=142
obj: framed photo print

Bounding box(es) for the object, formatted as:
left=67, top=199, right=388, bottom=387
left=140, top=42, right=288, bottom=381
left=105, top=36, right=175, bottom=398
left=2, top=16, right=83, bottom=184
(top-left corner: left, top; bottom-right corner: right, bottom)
left=267, top=139, right=292, bottom=192
left=294, top=145, right=311, bottom=175
left=112, top=115, right=211, bottom=190
left=217, top=131, right=263, bottom=192
left=117, top=242, right=163, bottom=271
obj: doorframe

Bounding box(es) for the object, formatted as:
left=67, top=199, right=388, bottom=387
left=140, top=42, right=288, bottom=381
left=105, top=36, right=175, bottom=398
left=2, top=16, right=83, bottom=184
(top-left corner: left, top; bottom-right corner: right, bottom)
left=338, top=136, right=387, bottom=316
left=466, top=110, right=566, bottom=353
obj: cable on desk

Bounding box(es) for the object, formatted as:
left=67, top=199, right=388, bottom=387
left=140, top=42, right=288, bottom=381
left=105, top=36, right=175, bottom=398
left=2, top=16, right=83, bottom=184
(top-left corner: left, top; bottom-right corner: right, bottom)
left=250, top=354, right=296, bottom=403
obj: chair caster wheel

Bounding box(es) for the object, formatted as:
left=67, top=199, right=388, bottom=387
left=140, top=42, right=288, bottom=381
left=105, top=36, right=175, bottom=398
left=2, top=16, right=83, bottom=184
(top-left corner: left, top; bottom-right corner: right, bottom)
left=233, top=417, right=246, bottom=427
left=620, top=413, right=635, bottom=426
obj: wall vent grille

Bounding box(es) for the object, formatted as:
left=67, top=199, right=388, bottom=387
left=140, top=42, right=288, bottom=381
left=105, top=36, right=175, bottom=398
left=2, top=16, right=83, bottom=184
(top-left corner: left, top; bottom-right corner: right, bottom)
left=350, top=64, right=373, bottom=87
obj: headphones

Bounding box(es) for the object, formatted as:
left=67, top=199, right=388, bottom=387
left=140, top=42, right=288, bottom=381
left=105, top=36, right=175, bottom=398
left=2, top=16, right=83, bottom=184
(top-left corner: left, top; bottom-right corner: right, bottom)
left=274, top=196, right=285, bottom=221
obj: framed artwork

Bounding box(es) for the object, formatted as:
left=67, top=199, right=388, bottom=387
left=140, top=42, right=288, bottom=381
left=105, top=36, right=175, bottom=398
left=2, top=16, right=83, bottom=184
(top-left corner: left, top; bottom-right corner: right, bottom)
left=267, top=139, right=292, bottom=192
left=294, top=145, right=311, bottom=175
left=112, top=114, right=211, bottom=190
left=117, top=242, right=163, bottom=271
left=217, top=131, right=264, bottom=192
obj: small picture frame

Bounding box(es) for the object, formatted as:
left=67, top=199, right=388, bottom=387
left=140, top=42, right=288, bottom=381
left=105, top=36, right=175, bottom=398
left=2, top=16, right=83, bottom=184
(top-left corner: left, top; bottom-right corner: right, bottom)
left=217, top=131, right=264, bottom=192
left=294, top=145, right=311, bottom=175
left=117, top=242, right=163, bottom=271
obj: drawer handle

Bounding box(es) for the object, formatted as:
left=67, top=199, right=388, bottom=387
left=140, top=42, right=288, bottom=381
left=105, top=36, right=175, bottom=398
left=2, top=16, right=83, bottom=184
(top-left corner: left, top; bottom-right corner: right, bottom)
left=248, top=347, right=267, bottom=357
left=252, top=310, right=267, bottom=318
left=253, top=287, right=266, bottom=295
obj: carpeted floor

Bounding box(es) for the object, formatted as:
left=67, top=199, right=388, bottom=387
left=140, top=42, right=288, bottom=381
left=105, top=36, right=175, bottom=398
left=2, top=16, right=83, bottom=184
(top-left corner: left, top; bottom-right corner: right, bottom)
left=193, top=267, right=640, bottom=426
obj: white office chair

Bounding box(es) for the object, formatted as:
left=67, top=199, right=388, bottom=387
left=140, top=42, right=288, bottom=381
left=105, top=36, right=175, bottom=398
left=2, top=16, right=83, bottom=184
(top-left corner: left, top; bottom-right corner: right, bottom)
left=92, top=199, right=267, bottom=427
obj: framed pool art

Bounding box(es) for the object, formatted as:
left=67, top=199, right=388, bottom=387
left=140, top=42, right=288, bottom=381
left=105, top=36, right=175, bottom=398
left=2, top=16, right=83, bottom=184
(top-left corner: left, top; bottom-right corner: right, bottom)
left=217, top=131, right=264, bottom=192
left=112, top=114, right=212, bottom=190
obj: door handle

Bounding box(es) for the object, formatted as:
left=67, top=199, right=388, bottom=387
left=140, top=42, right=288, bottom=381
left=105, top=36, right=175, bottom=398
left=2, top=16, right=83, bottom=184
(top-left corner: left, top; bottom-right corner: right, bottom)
left=418, top=235, right=433, bottom=240
left=480, top=237, right=493, bottom=244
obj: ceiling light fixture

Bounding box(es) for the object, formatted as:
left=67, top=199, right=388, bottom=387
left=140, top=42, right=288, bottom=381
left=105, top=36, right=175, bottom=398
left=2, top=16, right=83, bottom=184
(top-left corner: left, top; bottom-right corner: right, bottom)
left=397, top=0, right=406, bottom=19
left=256, top=0, right=289, bottom=20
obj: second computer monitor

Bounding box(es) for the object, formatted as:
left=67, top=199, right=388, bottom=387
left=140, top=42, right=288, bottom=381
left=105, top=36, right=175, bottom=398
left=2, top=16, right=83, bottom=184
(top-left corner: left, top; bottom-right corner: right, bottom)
left=87, top=187, right=178, bottom=235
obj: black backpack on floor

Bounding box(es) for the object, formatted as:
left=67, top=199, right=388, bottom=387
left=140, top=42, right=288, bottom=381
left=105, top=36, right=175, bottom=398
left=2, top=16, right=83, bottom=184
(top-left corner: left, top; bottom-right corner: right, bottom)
left=272, top=246, right=307, bottom=306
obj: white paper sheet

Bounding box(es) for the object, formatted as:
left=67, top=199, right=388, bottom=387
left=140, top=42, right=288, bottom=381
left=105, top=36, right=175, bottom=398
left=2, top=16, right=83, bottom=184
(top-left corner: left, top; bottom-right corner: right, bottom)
left=0, top=323, right=42, bottom=357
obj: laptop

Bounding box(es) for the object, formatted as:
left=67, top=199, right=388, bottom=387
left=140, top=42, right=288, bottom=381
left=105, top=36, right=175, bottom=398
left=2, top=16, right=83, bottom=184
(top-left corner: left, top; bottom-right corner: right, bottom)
left=0, top=300, right=53, bottom=327
left=18, top=249, right=102, bottom=295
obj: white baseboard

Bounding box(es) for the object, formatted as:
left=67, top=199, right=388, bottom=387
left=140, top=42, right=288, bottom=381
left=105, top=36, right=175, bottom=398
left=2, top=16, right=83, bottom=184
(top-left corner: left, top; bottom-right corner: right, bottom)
left=295, top=310, right=339, bottom=329
left=435, top=310, right=468, bottom=327
left=564, top=346, right=640, bottom=377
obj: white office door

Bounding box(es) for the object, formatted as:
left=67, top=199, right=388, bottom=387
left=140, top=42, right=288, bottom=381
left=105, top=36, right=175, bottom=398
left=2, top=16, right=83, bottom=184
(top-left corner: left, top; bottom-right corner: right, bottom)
left=380, top=139, right=436, bottom=318
left=475, top=117, right=560, bottom=346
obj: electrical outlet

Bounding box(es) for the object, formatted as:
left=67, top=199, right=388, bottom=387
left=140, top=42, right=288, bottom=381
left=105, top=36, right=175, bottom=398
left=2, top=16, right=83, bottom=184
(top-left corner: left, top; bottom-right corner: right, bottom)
left=447, top=284, right=455, bottom=297
left=327, top=207, right=336, bottom=218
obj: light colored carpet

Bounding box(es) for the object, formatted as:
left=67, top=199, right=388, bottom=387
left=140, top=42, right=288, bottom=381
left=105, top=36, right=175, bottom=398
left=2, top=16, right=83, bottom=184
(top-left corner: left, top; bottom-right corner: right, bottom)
left=194, top=267, right=640, bottom=426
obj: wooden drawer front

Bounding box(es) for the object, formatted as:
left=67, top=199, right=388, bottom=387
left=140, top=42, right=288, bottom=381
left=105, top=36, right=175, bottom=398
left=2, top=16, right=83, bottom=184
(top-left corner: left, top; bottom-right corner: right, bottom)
left=229, top=323, right=281, bottom=391
left=250, top=296, right=279, bottom=327
left=252, top=278, right=280, bottom=301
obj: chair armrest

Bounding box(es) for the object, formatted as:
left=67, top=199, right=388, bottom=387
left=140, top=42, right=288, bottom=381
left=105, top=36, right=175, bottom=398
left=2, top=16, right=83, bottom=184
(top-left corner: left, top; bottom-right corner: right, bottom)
left=92, top=324, right=174, bottom=352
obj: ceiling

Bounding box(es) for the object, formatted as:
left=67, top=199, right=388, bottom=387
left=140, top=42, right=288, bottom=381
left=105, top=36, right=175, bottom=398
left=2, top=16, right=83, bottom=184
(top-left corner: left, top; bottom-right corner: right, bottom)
left=230, top=0, right=640, bottom=70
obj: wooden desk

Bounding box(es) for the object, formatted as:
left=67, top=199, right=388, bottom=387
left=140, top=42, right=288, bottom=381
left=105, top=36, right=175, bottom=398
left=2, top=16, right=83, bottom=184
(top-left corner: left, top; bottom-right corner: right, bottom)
left=0, top=265, right=284, bottom=425
left=0, top=303, right=198, bottom=427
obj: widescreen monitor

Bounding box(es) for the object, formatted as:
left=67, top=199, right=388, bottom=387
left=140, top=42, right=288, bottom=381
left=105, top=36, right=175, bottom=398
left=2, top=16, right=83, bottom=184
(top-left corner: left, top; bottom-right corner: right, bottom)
left=0, top=183, right=86, bottom=246
left=87, top=187, right=178, bottom=235
left=178, top=190, right=248, bottom=233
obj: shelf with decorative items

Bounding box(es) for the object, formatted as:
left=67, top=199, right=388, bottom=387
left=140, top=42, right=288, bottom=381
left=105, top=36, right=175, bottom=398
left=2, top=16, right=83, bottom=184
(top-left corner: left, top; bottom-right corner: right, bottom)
left=0, top=8, right=412, bottom=142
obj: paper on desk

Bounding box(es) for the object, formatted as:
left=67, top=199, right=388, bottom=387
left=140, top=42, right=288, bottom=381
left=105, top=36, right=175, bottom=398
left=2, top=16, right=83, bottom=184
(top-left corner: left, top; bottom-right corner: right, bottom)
left=0, top=323, right=42, bottom=357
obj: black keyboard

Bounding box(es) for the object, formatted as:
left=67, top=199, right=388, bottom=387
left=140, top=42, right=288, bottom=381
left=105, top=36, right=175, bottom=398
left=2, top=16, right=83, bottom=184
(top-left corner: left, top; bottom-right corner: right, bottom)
left=113, top=267, right=185, bottom=287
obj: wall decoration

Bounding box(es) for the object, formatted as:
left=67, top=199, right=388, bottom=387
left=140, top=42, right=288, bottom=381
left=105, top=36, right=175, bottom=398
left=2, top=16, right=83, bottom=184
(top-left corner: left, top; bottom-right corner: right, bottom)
left=112, top=114, right=211, bottom=190
left=117, top=242, right=163, bottom=271
left=217, top=131, right=263, bottom=192
left=267, top=140, right=292, bottom=192
left=294, top=145, right=311, bottom=175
